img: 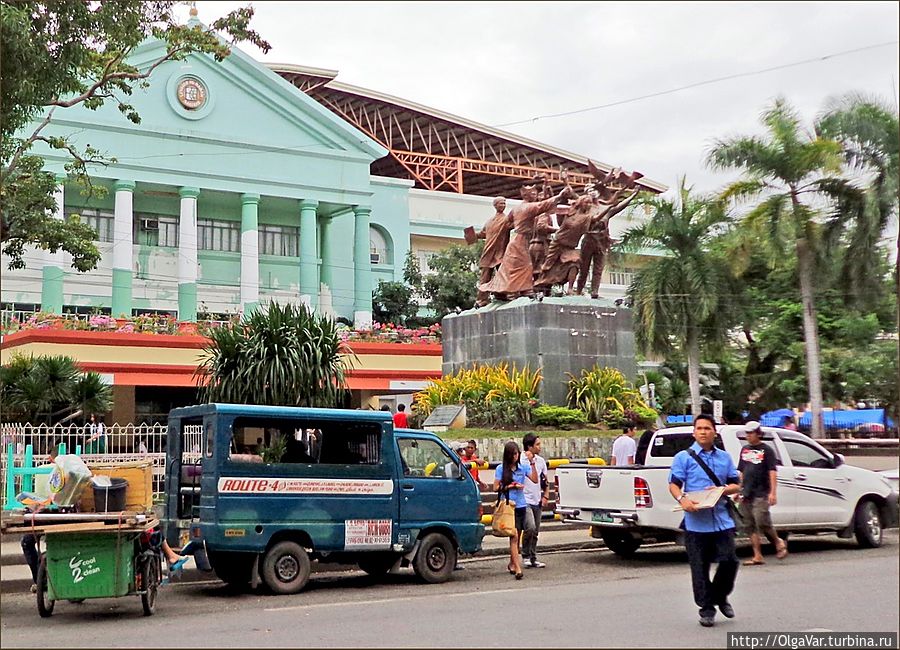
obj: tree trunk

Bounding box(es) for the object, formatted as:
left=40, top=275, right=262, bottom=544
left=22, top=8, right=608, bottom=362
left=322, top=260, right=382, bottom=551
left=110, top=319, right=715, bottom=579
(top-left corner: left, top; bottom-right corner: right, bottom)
left=796, top=237, right=826, bottom=439
left=686, top=329, right=702, bottom=417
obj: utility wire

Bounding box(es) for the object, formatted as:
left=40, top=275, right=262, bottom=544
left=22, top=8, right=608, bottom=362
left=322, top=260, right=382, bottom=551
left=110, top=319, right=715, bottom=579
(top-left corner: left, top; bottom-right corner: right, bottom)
left=493, top=40, right=900, bottom=128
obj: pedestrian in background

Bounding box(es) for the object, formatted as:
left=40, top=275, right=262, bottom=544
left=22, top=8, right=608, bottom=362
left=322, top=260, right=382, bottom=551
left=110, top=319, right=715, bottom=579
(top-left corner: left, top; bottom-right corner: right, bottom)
left=738, top=421, right=788, bottom=565
left=84, top=413, right=106, bottom=454
left=611, top=421, right=637, bottom=465
left=521, top=433, right=549, bottom=568
left=493, top=440, right=538, bottom=579
left=392, top=403, right=409, bottom=428
left=668, top=414, right=741, bottom=628
left=463, top=440, right=487, bottom=490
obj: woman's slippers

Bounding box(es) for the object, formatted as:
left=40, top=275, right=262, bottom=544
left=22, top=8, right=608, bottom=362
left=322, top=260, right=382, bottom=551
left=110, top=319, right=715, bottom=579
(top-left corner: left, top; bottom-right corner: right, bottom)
left=742, top=558, right=765, bottom=566
left=168, top=557, right=189, bottom=573
left=515, top=572, right=524, bottom=580
left=776, top=544, right=789, bottom=560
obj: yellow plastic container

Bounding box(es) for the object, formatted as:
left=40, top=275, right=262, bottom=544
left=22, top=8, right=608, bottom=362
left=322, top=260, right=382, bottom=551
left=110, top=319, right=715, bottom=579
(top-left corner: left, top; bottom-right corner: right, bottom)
left=80, top=461, right=153, bottom=512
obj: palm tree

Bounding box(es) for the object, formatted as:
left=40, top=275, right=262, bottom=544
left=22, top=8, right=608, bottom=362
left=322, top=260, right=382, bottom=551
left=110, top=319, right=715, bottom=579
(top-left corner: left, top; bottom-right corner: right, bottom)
left=707, top=97, right=865, bottom=438
left=199, top=301, right=351, bottom=407
left=816, top=93, right=899, bottom=325
left=619, top=179, right=730, bottom=416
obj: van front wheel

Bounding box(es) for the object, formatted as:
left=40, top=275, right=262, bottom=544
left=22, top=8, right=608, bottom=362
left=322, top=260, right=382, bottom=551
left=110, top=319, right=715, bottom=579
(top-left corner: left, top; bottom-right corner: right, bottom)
left=262, top=541, right=311, bottom=595
left=413, top=533, right=456, bottom=584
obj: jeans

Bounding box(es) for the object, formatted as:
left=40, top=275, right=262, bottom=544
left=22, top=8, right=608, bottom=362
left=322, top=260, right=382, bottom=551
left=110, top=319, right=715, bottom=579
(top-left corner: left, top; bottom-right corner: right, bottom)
left=22, top=534, right=39, bottom=584
left=684, top=529, right=739, bottom=616
left=521, top=504, right=542, bottom=561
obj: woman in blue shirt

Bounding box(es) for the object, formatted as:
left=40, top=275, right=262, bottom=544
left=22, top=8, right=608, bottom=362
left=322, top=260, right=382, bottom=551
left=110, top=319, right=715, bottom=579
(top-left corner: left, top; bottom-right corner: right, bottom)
left=493, top=441, right=538, bottom=579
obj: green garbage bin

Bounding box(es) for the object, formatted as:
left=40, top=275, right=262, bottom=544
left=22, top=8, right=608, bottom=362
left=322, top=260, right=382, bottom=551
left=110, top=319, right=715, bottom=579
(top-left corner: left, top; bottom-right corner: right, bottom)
left=45, top=533, right=137, bottom=601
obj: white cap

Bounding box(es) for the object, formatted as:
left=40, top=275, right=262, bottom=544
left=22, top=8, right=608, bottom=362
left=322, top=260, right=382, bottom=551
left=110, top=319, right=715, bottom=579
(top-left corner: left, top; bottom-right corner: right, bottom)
left=744, top=420, right=762, bottom=433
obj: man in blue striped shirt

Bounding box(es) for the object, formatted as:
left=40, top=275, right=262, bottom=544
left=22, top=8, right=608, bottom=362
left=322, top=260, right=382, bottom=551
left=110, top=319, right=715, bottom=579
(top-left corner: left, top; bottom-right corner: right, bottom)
left=669, top=414, right=741, bottom=627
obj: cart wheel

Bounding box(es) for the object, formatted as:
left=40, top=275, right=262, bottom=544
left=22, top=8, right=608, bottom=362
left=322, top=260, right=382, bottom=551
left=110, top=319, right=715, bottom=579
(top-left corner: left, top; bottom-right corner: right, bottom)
left=141, top=557, right=159, bottom=616
left=36, top=557, right=54, bottom=618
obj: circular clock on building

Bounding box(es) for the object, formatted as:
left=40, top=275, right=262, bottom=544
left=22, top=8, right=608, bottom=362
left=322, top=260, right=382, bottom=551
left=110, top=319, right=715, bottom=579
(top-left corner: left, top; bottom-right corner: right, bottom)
left=176, top=77, right=207, bottom=110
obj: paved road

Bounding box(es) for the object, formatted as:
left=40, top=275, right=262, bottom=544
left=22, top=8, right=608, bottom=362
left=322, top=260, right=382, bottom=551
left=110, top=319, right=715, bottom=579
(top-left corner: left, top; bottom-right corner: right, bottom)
left=2, top=531, right=897, bottom=648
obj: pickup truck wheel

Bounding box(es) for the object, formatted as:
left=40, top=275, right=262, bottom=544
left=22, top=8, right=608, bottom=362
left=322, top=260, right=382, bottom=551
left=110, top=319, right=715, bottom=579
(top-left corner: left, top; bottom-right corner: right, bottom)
left=601, top=530, right=642, bottom=557
left=413, top=533, right=456, bottom=583
left=854, top=500, right=883, bottom=548
left=210, top=551, right=255, bottom=587
left=261, top=541, right=311, bottom=595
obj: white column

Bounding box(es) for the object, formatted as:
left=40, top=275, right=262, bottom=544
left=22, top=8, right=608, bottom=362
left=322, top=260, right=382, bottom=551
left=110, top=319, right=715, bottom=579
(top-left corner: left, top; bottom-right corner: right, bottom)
left=40, top=174, right=67, bottom=313
left=111, top=180, right=135, bottom=316
left=178, top=187, right=200, bottom=321
left=240, top=193, right=260, bottom=315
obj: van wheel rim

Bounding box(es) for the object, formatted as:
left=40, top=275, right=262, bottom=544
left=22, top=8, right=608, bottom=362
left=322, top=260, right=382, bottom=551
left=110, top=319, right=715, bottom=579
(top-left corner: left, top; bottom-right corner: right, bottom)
left=426, top=547, right=446, bottom=571
left=865, top=506, right=881, bottom=541
left=275, top=555, right=300, bottom=581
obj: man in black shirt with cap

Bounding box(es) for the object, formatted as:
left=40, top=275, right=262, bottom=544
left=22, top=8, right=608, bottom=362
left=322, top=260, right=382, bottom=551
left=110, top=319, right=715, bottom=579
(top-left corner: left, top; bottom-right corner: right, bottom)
left=737, top=421, right=788, bottom=565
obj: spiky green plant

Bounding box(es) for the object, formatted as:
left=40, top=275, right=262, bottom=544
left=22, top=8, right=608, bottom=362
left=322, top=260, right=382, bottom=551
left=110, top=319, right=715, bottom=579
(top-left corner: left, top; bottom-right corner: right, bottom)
left=198, top=302, right=351, bottom=407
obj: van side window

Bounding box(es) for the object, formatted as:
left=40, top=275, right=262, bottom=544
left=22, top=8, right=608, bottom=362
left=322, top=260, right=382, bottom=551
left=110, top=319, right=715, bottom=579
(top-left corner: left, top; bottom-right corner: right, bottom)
left=228, top=417, right=381, bottom=465
left=398, top=439, right=459, bottom=478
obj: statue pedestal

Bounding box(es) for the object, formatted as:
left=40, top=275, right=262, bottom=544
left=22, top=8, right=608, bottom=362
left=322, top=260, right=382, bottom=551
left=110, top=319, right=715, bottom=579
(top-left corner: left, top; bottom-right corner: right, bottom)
left=441, top=296, right=636, bottom=406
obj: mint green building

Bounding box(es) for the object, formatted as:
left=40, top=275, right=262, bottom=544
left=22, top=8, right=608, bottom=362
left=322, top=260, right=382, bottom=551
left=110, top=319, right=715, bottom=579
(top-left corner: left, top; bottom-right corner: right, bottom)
left=4, top=23, right=419, bottom=327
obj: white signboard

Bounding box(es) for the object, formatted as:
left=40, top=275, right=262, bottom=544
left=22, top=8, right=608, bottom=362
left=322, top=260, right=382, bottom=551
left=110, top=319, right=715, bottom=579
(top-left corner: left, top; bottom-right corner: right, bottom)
left=345, top=519, right=392, bottom=549
left=713, top=400, right=723, bottom=423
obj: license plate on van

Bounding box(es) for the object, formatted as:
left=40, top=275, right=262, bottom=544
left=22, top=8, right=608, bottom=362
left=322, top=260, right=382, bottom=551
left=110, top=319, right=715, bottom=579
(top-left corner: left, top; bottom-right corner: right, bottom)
left=592, top=510, right=614, bottom=523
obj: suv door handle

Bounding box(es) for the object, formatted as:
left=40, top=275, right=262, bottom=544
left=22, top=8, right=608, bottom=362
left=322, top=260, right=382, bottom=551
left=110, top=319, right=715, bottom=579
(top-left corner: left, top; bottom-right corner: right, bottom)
left=401, top=484, right=414, bottom=491
left=795, top=474, right=807, bottom=481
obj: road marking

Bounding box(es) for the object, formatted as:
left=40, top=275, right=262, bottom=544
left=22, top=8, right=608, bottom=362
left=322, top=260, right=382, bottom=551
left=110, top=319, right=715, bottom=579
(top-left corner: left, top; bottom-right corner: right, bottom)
left=264, top=585, right=547, bottom=613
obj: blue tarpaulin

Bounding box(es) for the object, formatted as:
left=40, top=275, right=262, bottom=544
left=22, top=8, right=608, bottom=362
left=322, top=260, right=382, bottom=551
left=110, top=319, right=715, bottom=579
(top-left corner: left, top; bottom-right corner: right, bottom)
left=666, top=415, right=693, bottom=424
left=797, top=409, right=893, bottom=429
left=760, top=409, right=797, bottom=426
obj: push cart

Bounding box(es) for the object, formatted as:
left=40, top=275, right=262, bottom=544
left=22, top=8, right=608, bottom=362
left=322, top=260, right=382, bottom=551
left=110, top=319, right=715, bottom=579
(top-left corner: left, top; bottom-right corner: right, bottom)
left=3, top=512, right=164, bottom=617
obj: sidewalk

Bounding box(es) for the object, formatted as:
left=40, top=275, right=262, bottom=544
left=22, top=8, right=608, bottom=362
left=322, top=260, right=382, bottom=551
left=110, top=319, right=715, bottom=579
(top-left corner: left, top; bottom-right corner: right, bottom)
left=0, top=521, right=601, bottom=593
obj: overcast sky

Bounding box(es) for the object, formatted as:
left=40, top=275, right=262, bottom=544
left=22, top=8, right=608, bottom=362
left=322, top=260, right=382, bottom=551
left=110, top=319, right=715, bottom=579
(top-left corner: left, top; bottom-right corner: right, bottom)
left=186, top=1, right=899, bottom=197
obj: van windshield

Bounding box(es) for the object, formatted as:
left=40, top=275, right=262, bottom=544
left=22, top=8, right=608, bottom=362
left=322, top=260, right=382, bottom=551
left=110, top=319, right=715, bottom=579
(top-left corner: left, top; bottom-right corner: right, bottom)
left=228, top=416, right=382, bottom=466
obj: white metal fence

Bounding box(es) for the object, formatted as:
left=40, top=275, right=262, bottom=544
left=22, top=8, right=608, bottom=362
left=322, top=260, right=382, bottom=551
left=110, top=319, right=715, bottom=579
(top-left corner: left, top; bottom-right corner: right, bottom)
left=1, top=422, right=203, bottom=508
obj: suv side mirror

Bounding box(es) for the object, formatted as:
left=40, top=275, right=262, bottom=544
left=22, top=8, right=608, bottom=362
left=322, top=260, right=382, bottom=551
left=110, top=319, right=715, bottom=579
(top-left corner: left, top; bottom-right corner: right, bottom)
left=833, top=453, right=844, bottom=468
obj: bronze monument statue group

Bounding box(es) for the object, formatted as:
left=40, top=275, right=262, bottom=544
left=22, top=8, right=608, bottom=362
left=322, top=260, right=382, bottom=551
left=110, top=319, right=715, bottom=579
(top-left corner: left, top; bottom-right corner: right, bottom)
left=468, top=162, right=643, bottom=307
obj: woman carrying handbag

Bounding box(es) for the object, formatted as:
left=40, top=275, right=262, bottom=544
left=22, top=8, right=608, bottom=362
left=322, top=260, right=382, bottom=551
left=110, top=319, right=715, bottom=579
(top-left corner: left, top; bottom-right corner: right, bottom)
left=492, top=441, right=539, bottom=579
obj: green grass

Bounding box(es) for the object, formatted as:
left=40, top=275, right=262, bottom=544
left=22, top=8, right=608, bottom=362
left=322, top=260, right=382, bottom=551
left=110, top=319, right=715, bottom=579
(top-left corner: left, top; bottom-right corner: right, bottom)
left=436, top=426, right=619, bottom=440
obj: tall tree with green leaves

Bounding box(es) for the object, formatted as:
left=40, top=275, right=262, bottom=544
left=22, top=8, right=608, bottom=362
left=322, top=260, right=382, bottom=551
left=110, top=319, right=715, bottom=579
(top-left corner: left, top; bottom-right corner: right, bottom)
left=422, top=242, right=482, bottom=318
left=816, top=93, right=899, bottom=326
left=707, top=97, right=864, bottom=438
left=0, top=0, right=269, bottom=270
left=199, top=302, right=350, bottom=407
left=619, top=180, right=730, bottom=416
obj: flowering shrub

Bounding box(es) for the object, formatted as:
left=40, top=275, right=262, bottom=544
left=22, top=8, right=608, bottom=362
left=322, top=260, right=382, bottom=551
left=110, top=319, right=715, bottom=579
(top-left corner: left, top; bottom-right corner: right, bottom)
left=339, top=321, right=441, bottom=344
left=3, top=313, right=442, bottom=344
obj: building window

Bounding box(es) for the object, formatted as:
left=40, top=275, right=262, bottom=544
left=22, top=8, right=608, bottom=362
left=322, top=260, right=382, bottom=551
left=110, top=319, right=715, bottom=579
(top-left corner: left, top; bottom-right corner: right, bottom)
left=260, top=224, right=299, bottom=257
left=416, top=250, right=437, bottom=275
left=608, top=267, right=636, bottom=286
left=198, top=219, right=240, bottom=252
left=135, top=214, right=178, bottom=248
left=75, top=209, right=114, bottom=243
left=369, top=226, right=391, bottom=265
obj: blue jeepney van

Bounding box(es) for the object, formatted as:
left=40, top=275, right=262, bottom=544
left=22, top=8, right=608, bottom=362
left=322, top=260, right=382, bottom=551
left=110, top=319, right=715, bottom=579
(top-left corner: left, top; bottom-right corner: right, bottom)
left=163, top=403, right=483, bottom=594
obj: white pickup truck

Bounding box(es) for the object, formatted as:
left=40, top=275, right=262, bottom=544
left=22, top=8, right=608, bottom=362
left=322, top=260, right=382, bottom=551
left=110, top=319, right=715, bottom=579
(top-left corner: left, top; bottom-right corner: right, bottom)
left=555, top=425, right=899, bottom=557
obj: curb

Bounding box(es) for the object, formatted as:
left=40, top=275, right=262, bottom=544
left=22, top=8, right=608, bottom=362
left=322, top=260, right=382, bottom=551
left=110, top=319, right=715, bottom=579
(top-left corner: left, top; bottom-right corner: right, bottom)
left=1, top=535, right=608, bottom=595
